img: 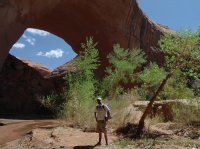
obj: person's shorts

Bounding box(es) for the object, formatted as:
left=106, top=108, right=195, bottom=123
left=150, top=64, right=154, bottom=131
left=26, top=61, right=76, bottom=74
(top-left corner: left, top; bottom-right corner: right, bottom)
left=97, top=120, right=107, bottom=132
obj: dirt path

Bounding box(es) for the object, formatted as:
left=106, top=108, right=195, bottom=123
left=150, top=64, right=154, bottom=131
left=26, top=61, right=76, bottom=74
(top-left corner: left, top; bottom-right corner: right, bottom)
left=0, top=120, right=118, bottom=149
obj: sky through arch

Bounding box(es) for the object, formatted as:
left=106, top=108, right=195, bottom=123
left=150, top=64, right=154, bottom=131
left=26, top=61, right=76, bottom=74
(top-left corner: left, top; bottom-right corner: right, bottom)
left=10, top=28, right=77, bottom=69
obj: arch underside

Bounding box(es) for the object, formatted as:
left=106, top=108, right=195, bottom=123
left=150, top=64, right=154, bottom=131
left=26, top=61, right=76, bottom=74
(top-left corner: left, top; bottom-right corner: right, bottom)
left=0, top=0, right=171, bottom=70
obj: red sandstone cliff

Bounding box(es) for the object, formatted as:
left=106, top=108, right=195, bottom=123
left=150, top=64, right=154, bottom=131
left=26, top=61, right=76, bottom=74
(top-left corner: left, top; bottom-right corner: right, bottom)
left=0, top=55, right=77, bottom=116
left=0, top=0, right=173, bottom=116
left=0, top=55, right=54, bottom=116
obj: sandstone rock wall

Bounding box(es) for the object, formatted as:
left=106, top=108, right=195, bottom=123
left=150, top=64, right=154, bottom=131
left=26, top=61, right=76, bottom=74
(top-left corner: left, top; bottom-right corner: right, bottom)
left=0, top=0, right=172, bottom=70
left=0, top=0, right=173, bottom=116
left=0, top=54, right=77, bottom=116
left=0, top=55, right=54, bottom=116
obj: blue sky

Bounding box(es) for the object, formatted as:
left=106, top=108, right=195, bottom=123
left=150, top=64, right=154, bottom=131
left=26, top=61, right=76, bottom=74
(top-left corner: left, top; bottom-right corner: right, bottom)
left=10, top=29, right=77, bottom=69
left=10, top=0, right=200, bottom=69
left=139, top=0, right=200, bottom=31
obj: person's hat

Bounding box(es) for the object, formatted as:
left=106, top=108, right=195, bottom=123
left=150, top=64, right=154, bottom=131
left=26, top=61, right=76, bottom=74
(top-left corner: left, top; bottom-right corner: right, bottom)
left=96, top=97, right=102, bottom=101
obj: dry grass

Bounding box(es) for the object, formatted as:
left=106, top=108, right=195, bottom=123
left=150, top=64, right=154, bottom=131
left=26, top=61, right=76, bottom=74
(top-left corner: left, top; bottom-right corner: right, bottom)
left=172, top=99, right=200, bottom=126
left=61, top=101, right=97, bottom=132
left=63, top=90, right=142, bottom=131
left=114, top=138, right=200, bottom=148
left=108, top=91, right=141, bottom=129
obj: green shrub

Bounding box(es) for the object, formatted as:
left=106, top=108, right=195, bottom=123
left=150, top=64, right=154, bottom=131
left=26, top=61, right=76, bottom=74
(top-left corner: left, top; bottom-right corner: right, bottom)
left=161, top=71, right=195, bottom=99
left=41, top=91, right=64, bottom=115
left=172, top=100, right=200, bottom=125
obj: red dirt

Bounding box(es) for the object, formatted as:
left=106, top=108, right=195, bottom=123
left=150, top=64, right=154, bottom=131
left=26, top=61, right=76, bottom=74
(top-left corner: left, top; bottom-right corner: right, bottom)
left=0, top=120, right=60, bottom=145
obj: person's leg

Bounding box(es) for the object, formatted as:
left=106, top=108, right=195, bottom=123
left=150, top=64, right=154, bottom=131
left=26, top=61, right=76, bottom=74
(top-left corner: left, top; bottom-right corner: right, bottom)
left=103, top=120, right=108, bottom=145
left=104, top=131, right=108, bottom=145
left=98, top=132, right=102, bottom=144
left=96, top=121, right=102, bottom=145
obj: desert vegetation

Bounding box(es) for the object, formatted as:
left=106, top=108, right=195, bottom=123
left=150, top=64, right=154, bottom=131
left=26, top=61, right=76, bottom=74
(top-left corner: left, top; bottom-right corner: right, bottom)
left=41, top=28, right=200, bottom=147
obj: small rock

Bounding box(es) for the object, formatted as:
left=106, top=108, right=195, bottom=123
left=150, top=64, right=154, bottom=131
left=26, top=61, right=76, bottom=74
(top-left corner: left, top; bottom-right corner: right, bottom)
left=0, top=123, right=5, bottom=126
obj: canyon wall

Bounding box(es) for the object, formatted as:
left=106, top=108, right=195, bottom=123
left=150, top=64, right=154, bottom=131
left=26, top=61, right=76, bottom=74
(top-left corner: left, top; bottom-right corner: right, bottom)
left=0, top=0, right=172, bottom=116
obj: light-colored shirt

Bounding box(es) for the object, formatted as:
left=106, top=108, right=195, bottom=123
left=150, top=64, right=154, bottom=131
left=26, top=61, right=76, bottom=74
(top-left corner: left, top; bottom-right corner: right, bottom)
left=95, top=104, right=110, bottom=121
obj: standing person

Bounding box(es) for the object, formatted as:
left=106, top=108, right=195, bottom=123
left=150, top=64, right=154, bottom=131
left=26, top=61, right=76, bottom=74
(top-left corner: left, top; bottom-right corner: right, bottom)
left=94, top=97, right=111, bottom=146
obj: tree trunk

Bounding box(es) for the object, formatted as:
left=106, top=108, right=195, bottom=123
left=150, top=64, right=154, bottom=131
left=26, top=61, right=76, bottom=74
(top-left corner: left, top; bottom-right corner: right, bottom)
left=136, top=73, right=173, bottom=137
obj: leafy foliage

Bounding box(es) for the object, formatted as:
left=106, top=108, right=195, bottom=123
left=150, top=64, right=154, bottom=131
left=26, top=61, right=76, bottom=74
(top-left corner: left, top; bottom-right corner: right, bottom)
left=102, top=44, right=146, bottom=98
left=137, top=28, right=200, bottom=136
left=158, top=29, right=200, bottom=98
left=161, top=70, right=195, bottom=99
left=139, top=63, right=166, bottom=86
left=76, top=37, right=100, bottom=80
left=159, top=29, right=200, bottom=74
left=138, top=29, right=200, bottom=101
left=60, top=37, right=99, bottom=120
left=138, top=63, right=166, bottom=100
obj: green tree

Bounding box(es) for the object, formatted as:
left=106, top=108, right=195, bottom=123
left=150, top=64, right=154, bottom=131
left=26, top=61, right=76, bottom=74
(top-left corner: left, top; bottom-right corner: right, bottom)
left=136, top=29, right=200, bottom=137
left=102, top=44, right=146, bottom=99
left=161, top=70, right=195, bottom=99
left=76, top=37, right=100, bottom=80
left=138, top=63, right=167, bottom=100
left=61, top=37, right=100, bottom=118
left=137, top=65, right=195, bottom=101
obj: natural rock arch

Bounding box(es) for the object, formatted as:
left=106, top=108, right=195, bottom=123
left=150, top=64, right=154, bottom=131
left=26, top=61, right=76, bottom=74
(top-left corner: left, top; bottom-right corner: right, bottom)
left=0, top=0, right=171, bottom=74
left=0, top=0, right=174, bottom=116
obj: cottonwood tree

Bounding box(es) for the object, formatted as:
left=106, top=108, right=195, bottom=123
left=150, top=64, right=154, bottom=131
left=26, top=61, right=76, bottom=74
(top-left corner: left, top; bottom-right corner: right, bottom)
left=136, top=29, right=200, bottom=137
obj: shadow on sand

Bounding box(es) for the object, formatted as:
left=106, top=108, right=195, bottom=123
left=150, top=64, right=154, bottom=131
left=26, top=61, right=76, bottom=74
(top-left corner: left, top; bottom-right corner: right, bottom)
left=73, top=145, right=96, bottom=149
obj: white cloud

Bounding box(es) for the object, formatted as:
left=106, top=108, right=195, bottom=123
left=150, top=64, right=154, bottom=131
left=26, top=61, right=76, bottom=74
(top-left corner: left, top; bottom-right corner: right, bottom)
left=22, top=35, right=36, bottom=45
left=36, top=51, right=43, bottom=56
left=12, top=42, right=25, bottom=49
left=26, top=28, right=50, bottom=36
left=36, top=49, right=64, bottom=58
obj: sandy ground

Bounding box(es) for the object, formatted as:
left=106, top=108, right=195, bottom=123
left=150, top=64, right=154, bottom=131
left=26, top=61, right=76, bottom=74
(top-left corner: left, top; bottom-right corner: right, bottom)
left=0, top=119, right=118, bottom=149
left=0, top=120, right=199, bottom=149
left=0, top=119, right=61, bottom=145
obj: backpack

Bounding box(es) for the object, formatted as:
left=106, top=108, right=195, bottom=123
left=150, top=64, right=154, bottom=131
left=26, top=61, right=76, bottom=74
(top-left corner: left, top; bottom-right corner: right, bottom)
left=102, top=104, right=112, bottom=121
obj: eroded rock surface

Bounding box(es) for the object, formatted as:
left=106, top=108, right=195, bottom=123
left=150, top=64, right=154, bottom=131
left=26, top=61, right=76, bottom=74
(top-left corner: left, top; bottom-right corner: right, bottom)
left=21, top=59, right=52, bottom=77
left=0, top=55, right=54, bottom=116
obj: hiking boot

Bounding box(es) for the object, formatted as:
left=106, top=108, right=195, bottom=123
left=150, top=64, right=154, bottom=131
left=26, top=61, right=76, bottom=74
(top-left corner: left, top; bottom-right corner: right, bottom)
left=95, top=142, right=101, bottom=146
